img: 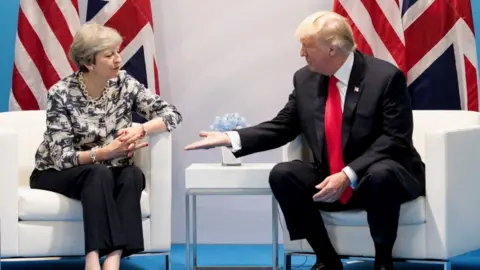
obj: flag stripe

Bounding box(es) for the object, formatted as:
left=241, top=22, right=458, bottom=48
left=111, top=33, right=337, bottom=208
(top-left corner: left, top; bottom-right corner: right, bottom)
left=87, top=0, right=126, bottom=25
left=20, top=0, right=73, bottom=79
left=17, top=8, right=60, bottom=90
left=14, top=34, right=49, bottom=109
left=153, top=58, right=160, bottom=94
left=71, top=0, right=79, bottom=15
left=133, top=0, right=154, bottom=26
left=450, top=0, right=475, bottom=32
left=360, top=0, right=406, bottom=72
left=404, top=0, right=458, bottom=70
left=334, top=0, right=478, bottom=111
left=334, top=1, right=374, bottom=56
left=10, top=0, right=160, bottom=111
left=465, top=55, right=479, bottom=111
left=104, top=0, right=148, bottom=51
left=402, top=0, right=435, bottom=30
left=55, top=0, right=82, bottom=38
left=377, top=0, right=405, bottom=44
left=12, top=65, right=40, bottom=110
left=37, top=0, right=76, bottom=71
left=337, top=0, right=396, bottom=65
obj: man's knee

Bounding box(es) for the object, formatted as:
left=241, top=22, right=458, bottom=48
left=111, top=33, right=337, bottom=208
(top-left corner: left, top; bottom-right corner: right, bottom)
left=268, top=161, right=297, bottom=188
left=364, top=162, right=394, bottom=188
left=361, top=161, right=404, bottom=205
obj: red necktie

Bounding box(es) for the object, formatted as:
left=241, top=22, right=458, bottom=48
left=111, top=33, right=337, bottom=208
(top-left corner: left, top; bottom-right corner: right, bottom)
left=324, top=76, right=352, bottom=204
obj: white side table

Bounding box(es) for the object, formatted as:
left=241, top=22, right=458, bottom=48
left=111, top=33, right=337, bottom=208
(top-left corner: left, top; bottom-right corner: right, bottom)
left=185, top=163, right=279, bottom=269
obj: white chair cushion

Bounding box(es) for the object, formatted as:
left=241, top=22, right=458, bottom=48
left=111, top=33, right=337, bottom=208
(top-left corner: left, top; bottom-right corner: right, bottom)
left=320, top=196, right=425, bottom=226
left=18, top=188, right=150, bottom=221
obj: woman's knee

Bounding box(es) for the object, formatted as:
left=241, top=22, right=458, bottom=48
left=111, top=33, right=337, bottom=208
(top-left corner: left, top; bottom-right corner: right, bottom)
left=82, top=164, right=114, bottom=187
left=119, top=165, right=145, bottom=189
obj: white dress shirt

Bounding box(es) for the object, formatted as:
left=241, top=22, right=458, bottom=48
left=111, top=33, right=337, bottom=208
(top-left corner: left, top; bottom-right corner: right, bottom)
left=226, top=51, right=359, bottom=188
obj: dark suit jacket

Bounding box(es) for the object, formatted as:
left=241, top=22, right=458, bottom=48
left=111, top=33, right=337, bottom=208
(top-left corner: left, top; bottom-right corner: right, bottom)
left=233, top=50, right=425, bottom=197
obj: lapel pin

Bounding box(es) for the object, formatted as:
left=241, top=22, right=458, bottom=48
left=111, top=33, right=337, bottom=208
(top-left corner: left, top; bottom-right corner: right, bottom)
left=354, top=87, right=359, bottom=92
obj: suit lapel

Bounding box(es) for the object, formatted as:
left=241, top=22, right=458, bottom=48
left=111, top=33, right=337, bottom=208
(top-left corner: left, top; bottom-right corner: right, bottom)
left=342, top=51, right=366, bottom=151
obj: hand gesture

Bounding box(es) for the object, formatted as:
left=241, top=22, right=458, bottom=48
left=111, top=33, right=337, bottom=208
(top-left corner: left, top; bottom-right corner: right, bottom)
left=104, top=132, right=148, bottom=159
left=312, top=171, right=350, bottom=203
left=116, top=125, right=145, bottom=146
left=184, top=131, right=231, bottom=150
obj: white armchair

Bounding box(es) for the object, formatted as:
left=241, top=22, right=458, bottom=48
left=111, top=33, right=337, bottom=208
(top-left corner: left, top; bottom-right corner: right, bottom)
left=0, top=110, right=172, bottom=267
left=281, top=110, right=480, bottom=269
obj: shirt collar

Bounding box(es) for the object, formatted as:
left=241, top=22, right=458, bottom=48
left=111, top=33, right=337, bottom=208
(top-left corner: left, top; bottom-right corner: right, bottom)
left=333, top=51, right=354, bottom=85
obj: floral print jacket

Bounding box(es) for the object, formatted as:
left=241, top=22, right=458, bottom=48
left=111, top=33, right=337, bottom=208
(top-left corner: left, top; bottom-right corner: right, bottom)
left=34, top=70, right=182, bottom=171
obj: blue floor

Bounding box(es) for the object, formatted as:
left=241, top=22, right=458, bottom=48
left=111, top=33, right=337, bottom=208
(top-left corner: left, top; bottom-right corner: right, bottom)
left=1, top=244, right=479, bottom=269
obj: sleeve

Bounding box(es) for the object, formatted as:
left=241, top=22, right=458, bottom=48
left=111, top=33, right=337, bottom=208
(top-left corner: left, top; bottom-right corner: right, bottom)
left=129, top=75, right=183, bottom=131
left=225, top=131, right=242, bottom=152
left=45, top=91, right=79, bottom=169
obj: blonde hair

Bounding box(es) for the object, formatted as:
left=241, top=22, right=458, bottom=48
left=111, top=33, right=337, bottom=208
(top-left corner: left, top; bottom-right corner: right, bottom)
left=295, top=11, right=356, bottom=55
left=69, top=23, right=123, bottom=71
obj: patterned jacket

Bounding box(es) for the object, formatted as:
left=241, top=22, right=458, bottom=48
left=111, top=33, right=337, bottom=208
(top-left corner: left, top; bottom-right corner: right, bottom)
left=34, top=70, right=182, bottom=171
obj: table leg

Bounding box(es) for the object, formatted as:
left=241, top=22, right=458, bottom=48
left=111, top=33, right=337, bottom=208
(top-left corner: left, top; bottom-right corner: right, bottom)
left=185, top=193, right=190, bottom=270
left=193, top=194, right=198, bottom=267
left=272, top=195, right=278, bottom=270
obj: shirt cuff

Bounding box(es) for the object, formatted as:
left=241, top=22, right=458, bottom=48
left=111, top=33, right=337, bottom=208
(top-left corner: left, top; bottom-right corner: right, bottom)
left=224, top=131, right=242, bottom=152
left=342, top=166, right=358, bottom=189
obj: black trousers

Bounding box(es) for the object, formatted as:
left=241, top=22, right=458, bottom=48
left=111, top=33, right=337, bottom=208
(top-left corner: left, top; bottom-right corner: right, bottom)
left=269, top=160, right=417, bottom=260
left=30, top=164, right=146, bottom=258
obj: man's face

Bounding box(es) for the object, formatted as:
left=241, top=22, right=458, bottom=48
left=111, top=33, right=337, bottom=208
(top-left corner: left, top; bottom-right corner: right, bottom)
left=300, top=37, right=334, bottom=75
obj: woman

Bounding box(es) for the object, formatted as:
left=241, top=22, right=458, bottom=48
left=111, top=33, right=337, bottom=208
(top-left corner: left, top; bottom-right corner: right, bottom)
left=30, top=23, right=182, bottom=270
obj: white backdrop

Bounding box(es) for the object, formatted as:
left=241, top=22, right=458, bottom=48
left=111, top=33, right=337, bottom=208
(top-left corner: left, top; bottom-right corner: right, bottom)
left=150, top=0, right=333, bottom=244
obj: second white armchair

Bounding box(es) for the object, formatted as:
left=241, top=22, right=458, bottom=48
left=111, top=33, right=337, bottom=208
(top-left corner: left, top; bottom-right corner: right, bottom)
left=280, top=110, right=480, bottom=270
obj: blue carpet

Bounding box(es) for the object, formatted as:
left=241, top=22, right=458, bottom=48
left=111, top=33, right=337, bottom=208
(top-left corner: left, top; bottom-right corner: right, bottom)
left=1, top=244, right=479, bottom=269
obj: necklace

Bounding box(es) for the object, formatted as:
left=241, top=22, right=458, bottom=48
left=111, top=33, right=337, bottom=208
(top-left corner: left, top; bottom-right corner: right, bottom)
left=78, top=72, right=108, bottom=106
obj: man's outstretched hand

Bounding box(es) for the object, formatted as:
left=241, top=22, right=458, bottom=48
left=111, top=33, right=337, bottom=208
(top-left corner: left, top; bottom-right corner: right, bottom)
left=184, top=131, right=232, bottom=150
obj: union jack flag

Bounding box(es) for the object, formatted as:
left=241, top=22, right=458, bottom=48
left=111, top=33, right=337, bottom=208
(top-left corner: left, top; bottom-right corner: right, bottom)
left=9, top=0, right=159, bottom=112
left=334, top=0, right=479, bottom=111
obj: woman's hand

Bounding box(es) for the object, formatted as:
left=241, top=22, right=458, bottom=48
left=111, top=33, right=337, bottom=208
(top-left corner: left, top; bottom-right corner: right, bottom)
left=100, top=132, right=148, bottom=160
left=116, top=125, right=145, bottom=146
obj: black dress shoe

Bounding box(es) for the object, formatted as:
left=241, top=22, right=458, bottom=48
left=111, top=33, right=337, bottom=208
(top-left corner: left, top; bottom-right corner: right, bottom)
left=310, top=262, right=326, bottom=270
left=374, top=261, right=394, bottom=270
left=311, top=261, right=343, bottom=270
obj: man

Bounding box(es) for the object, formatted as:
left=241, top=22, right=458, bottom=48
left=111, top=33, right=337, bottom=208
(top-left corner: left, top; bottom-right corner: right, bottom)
left=185, top=11, right=425, bottom=270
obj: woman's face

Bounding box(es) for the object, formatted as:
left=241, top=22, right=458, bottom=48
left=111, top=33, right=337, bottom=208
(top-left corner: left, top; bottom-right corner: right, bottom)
left=89, top=45, right=122, bottom=79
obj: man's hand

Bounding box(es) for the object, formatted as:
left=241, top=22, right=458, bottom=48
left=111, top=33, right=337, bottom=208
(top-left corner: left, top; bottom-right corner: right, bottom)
left=313, top=171, right=351, bottom=203
left=184, top=131, right=231, bottom=150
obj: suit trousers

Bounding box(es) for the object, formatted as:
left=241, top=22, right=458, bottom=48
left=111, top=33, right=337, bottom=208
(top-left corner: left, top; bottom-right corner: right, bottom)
left=30, top=163, right=146, bottom=258
left=269, top=160, right=416, bottom=257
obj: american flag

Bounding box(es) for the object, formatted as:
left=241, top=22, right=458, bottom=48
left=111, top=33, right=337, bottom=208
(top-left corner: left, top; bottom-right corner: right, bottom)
left=9, top=0, right=159, bottom=112
left=334, top=0, right=479, bottom=111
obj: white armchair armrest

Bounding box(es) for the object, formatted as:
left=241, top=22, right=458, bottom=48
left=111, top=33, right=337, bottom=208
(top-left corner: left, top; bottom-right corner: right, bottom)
left=282, top=135, right=313, bottom=162
left=134, top=131, right=172, bottom=252
left=425, top=126, right=480, bottom=259
left=0, top=127, right=19, bottom=257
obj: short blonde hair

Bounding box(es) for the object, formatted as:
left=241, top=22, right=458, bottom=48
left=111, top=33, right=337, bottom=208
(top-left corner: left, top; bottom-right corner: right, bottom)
left=295, top=11, right=356, bottom=55
left=69, top=23, right=123, bottom=71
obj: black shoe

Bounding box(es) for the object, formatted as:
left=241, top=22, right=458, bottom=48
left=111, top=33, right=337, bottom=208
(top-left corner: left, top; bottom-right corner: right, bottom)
left=310, top=262, right=326, bottom=270
left=374, top=261, right=394, bottom=270
left=310, top=261, right=343, bottom=270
